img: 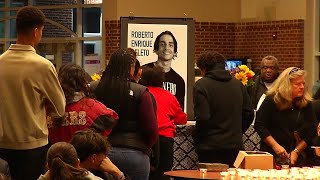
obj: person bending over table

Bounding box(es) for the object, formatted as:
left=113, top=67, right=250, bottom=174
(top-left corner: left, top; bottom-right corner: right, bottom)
left=255, top=67, right=317, bottom=166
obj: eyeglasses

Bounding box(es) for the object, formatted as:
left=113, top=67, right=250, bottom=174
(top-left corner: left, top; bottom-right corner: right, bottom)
left=289, top=67, right=300, bottom=75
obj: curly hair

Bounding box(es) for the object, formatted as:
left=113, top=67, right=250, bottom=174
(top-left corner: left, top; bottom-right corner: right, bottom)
left=58, top=63, right=90, bottom=103
left=16, top=6, right=45, bottom=35
left=95, top=48, right=136, bottom=120
left=140, top=65, right=164, bottom=87
left=266, top=67, right=312, bottom=110
left=196, top=51, right=226, bottom=71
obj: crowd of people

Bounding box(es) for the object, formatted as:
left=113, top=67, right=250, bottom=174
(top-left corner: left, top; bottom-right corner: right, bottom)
left=1, top=5, right=320, bottom=180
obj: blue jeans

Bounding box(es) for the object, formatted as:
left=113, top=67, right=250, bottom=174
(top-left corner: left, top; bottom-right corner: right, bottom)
left=108, top=147, right=150, bottom=180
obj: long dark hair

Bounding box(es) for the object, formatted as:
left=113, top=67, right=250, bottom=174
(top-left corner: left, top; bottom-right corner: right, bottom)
left=58, top=63, right=91, bottom=103
left=95, top=48, right=135, bottom=118
left=47, top=142, right=89, bottom=180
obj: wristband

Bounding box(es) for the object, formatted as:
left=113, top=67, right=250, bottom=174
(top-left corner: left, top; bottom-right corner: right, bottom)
left=293, top=148, right=300, bottom=154
left=117, top=172, right=124, bottom=180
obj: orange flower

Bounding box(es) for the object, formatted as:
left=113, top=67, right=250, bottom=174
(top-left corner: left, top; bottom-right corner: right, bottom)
left=235, top=72, right=248, bottom=85
left=231, top=65, right=255, bottom=86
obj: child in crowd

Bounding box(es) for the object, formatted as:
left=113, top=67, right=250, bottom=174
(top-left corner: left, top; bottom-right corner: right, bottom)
left=70, top=129, right=128, bottom=180
left=48, top=63, right=118, bottom=144
left=38, top=142, right=103, bottom=180
left=139, top=66, right=187, bottom=179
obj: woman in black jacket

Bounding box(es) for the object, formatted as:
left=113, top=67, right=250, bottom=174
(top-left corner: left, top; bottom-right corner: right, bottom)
left=255, top=67, right=317, bottom=166
left=95, top=49, right=158, bottom=180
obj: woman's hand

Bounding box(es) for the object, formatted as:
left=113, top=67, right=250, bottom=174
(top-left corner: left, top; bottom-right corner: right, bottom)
left=272, top=144, right=289, bottom=159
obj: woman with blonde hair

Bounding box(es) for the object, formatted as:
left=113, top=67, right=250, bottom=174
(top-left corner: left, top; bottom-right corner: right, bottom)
left=254, top=67, right=317, bottom=166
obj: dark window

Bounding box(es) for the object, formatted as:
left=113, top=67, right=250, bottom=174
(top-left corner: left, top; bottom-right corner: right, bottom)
left=83, top=7, right=100, bottom=33
left=84, top=43, right=95, bottom=55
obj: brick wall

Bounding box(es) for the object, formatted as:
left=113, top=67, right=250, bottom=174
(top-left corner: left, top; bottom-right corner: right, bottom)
left=36, top=0, right=73, bottom=38
left=104, top=19, right=304, bottom=71
left=105, top=20, right=121, bottom=63
left=235, top=20, right=304, bottom=72
left=194, top=22, right=236, bottom=60
left=36, top=0, right=74, bottom=63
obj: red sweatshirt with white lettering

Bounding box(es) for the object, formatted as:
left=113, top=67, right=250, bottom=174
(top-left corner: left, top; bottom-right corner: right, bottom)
left=48, top=97, right=118, bottom=144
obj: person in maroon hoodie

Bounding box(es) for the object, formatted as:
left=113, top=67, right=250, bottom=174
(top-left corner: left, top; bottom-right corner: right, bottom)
left=140, top=65, right=187, bottom=180
left=48, top=63, right=119, bottom=144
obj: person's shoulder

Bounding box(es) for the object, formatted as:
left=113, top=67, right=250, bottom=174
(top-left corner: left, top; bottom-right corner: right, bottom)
left=130, top=82, right=147, bottom=99
left=89, top=80, right=100, bottom=92
left=167, top=68, right=179, bottom=75
left=158, top=87, right=174, bottom=96
left=264, top=95, right=275, bottom=104
left=86, top=171, right=104, bottom=180
left=312, top=100, right=320, bottom=109
left=142, top=62, right=155, bottom=67
left=37, top=174, right=48, bottom=180
left=194, top=78, right=209, bottom=93
left=86, top=98, right=116, bottom=113
left=194, top=76, right=207, bottom=86
left=167, top=68, right=184, bottom=82
left=130, top=81, right=147, bottom=90
left=31, top=54, right=55, bottom=70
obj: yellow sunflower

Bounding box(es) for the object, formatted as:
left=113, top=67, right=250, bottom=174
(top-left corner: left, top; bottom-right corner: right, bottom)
left=91, top=73, right=101, bottom=81
left=235, top=71, right=248, bottom=86
left=238, top=65, right=249, bottom=73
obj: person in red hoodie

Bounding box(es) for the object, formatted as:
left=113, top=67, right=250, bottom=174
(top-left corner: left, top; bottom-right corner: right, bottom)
left=48, top=63, right=119, bottom=144
left=140, top=65, right=187, bottom=180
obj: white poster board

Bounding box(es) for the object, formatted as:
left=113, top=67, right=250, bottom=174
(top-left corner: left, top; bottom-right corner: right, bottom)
left=121, top=17, right=195, bottom=119
left=84, top=55, right=101, bottom=75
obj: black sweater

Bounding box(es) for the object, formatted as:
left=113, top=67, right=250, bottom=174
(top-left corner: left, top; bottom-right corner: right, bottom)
left=254, top=95, right=317, bottom=156
left=192, top=65, right=254, bottom=151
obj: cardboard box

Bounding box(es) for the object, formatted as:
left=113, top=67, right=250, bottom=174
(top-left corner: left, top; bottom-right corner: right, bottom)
left=234, top=151, right=273, bottom=170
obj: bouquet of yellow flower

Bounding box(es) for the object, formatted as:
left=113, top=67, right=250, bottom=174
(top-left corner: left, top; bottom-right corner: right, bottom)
left=232, top=65, right=255, bottom=86
left=91, top=73, right=101, bottom=81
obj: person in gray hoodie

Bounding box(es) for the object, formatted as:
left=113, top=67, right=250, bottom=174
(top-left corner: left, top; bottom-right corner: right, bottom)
left=192, top=51, right=254, bottom=167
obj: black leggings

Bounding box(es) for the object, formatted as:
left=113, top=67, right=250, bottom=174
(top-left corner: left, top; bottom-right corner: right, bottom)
left=149, top=136, right=173, bottom=180
left=0, top=144, right=49, bottom=180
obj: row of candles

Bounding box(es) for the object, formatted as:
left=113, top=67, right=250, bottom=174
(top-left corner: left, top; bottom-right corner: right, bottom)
left=216, top=166, right=320, bottom=180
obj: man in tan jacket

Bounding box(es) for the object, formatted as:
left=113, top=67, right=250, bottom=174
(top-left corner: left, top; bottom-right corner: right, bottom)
left=0, top=6, right=65, bottom=180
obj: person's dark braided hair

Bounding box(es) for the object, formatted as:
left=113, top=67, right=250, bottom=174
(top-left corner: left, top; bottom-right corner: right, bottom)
left=95, top=48, right=136, bottom=120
